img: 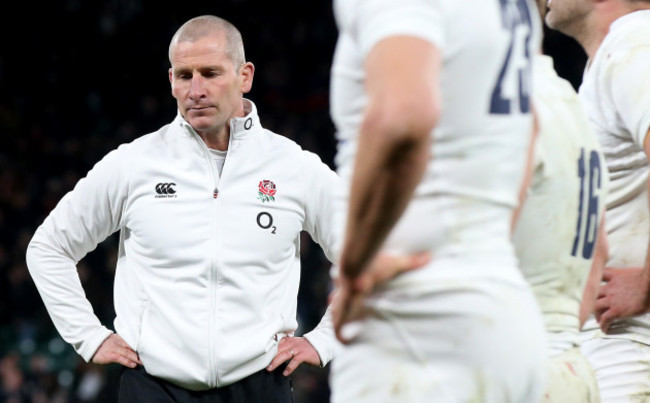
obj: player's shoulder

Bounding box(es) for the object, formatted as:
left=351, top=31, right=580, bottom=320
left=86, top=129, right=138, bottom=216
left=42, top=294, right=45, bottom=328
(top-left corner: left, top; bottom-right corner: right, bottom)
left=590, top=10, right=650, bottom=88
left=616, top=9, right=650, bottom=36
left=605, top=10, right=650, bottom=51
left=533, top=57, right=598, bottom=153
left=533, top=55, right=577, bottom=102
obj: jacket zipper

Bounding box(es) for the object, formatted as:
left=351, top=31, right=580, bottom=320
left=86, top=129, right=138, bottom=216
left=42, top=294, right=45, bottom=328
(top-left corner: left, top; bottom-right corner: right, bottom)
left=188, top=127, right=223, bottom=388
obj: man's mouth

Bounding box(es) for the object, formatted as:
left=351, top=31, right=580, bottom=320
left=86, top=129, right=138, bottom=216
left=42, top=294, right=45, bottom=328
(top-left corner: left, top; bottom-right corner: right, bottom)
left=188, top=106, right=213, bottom=112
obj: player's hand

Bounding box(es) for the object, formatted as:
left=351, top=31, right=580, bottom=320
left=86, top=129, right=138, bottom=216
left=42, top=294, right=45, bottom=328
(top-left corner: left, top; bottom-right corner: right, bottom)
left=266, top=336, right=321, bottom=376
left=91, top=333, right=142, bottom=368
left=595, top=267, right=650, bottom=332
left=332, top=252, right=430, bottom=344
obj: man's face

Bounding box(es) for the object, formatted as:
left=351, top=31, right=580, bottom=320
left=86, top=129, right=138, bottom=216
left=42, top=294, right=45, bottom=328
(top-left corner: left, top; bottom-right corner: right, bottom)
left=545, top=0, right=593, bottom=35
left=169, top=33, right=252, bottom=135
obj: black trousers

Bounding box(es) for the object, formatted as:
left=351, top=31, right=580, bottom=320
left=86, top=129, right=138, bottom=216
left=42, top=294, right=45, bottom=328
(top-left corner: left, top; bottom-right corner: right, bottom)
left=118, top=365, right=294, bottom=403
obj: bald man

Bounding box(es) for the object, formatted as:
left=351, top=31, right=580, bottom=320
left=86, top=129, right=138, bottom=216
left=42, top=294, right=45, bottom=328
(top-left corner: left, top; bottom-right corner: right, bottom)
left=26, top=15, right=342, bottom=402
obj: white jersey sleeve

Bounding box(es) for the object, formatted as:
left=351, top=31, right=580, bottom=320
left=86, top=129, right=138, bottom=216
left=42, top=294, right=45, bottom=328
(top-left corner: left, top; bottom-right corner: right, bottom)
left=607, top=42, right=650, bottom=148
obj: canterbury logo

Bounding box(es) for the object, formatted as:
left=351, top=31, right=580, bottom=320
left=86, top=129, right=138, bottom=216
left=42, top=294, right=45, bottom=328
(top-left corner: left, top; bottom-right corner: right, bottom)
left=155, top=183, right=178, bottom=198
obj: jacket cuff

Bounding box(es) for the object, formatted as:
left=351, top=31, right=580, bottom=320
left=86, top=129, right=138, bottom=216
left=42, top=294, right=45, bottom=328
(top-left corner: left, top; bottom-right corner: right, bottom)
left=303, top=328, right=340, bottom=367
left=77, top=327, right=114, bottom=362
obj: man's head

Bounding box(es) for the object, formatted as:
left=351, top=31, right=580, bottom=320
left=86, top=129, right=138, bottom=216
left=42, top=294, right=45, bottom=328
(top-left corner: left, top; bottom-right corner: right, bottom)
left=169, top=15, right=254, bottom=137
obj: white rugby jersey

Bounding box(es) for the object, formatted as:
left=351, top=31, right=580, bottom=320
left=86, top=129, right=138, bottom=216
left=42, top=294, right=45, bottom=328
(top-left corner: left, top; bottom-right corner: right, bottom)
left=514, top=55, right=608, bottom=356
left=578, top=10, right=650, bottom=343
left=331, top=0, right=541, bottom=282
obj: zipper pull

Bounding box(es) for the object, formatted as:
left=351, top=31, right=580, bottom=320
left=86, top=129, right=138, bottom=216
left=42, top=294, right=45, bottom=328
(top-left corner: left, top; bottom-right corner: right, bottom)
left=213, top=188, right=219, bottom=199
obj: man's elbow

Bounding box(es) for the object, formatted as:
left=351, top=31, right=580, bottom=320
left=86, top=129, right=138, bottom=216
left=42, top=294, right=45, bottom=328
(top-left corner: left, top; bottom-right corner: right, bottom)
left=362, top=97, right=439, bottom=149
left=25, top=229, right=54, bottom=276
left=25, top=234, right=43, bottom=275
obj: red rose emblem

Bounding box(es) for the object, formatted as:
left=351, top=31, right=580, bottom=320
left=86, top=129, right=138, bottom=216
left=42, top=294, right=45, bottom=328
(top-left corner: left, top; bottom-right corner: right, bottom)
left=257, top=180, right=277, bottom=202
left=259, top=180, right=276, bottom=196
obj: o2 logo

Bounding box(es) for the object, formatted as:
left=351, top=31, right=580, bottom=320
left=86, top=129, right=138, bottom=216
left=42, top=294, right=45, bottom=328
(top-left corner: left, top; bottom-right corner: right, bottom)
left=257, top=212, right=277, bottom=234
left=490, top=0, right=533, bottom=115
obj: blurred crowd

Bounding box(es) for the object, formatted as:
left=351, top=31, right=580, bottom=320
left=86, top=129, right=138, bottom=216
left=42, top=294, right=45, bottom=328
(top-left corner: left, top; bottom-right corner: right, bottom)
left=0, top=1, right=586, bottom=402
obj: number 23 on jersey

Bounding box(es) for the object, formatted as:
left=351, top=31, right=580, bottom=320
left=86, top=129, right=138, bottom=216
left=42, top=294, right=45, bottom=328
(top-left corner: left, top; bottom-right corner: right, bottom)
left=490, top=0, right=533, bottom=115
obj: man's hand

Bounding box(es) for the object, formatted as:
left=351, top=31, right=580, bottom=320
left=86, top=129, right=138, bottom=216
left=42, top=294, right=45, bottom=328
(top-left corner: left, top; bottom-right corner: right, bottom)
left=332, top=252, right=430, bottom=344
left=266, top=336, right=321, bottom=376
left=91, top=334, right=142, bottom=368
left=595, top=267, right=650, bottom=332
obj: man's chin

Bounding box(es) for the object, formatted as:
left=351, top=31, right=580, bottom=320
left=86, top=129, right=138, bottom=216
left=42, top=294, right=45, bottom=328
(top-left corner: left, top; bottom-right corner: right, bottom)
left=186, top=115, right=216, bottom=130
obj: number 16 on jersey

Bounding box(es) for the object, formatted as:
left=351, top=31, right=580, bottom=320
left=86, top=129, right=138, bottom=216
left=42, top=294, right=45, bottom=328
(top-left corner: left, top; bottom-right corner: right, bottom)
left=571, top=148, right=604, bottom=259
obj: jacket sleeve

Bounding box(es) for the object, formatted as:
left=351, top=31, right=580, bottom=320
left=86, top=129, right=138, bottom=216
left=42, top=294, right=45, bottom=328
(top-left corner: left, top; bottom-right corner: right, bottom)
left=303, top=305, right=341, bottom=367
left=300, top=150, right=343, bottom=365
left=25, top=145, right=131, bottom=362
left=301, top=151, right=343, bottom=264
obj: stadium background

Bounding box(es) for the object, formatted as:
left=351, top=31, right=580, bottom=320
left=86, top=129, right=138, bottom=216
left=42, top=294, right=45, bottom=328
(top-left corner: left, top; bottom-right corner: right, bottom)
left=0, top=1, right=586, bottom=401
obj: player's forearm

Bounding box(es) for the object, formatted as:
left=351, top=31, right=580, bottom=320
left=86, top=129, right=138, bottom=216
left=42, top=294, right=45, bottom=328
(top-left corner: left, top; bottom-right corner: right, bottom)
left=511, top=113, right=539, bottom=232
left=340, top=114, right=431, bottom=279
left=640, top=169, right=650, bottom=309
left=642, top=129, right=650, bottom=305
left=580, top=216, right=608, bottom=327
left=339, top=36, right=440, bottom=279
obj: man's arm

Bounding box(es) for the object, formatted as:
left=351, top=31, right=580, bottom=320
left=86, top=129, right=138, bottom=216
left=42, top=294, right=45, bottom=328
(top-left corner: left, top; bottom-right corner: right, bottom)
left=339, top=36, right=440, bottom=279
left=332, top=36, right=440, bottom=341
left=580, top=215, right=608, bottom=328
left=595, top=127, right=650, bottom=331
left=26, top=146, right=139, bottom=367
left=511, top=111, right=539, bottom=232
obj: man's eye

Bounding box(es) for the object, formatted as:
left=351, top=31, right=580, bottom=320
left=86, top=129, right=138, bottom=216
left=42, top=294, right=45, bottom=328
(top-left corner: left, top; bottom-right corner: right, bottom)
left=178, top=73, right=191, bottom=79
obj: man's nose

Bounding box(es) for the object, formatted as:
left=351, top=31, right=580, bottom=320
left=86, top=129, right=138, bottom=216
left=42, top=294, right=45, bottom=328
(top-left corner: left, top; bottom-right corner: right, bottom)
left=189, top=76, right=206, bottom=99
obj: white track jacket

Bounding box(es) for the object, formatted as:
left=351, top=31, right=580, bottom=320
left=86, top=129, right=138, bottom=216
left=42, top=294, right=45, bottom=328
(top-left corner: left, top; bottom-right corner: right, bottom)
left=26, top=100, right=340, bottom=390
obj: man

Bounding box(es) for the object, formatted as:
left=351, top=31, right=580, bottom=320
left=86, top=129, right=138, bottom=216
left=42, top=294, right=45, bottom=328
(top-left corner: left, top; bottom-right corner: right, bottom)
left=511, top=2, right=608, bottom=401
left=544, top=0, right=650, bottom=400
left=328, top=0, right=547, bottom=401
left=26, top=15, right=340, bottom=402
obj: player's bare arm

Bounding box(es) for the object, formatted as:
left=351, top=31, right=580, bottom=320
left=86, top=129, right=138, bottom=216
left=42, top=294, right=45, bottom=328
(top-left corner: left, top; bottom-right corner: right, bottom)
left=334, top=36, right=440, bottom=341
left=580, top=215, right=608, bottom=328
left=511, top=110, right=539, bottom=232
left=596, top=127, right=650, bottom=331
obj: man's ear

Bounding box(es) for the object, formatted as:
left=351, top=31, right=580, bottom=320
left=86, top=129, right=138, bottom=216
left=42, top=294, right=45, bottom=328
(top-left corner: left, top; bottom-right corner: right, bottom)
left=240, top=62, right=255, bottom=94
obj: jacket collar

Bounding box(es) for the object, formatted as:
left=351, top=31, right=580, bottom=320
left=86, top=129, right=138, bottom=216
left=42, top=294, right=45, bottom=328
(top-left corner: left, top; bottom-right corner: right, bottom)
left=229, top=99, right=261, bottom=139
left=173, top=98, right=261, bottom=140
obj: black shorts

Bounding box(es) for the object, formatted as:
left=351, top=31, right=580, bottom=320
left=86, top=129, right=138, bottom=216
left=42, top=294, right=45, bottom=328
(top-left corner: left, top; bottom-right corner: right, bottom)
left=118, top=365, right=294, bottom=403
